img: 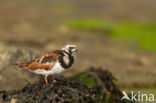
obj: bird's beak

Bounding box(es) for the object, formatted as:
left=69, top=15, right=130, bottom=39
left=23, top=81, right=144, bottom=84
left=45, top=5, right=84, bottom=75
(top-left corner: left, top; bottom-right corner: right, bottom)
left=75, top=49, right=81, bottom=54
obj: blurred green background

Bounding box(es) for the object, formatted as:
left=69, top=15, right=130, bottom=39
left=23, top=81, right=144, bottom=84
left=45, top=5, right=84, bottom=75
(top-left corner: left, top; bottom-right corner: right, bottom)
left=65, top=19, right=156, bottom=52
left=0, top=0, right=156, bottom=96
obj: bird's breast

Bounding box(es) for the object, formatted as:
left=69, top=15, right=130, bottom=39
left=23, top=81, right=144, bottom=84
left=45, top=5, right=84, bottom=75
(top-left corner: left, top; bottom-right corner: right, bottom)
left=59, top=55, right=74, bottom=69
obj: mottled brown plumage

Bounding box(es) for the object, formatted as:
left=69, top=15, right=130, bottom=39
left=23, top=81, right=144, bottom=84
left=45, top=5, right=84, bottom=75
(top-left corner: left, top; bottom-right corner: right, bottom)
left=15, top=52, right=60, bottom=70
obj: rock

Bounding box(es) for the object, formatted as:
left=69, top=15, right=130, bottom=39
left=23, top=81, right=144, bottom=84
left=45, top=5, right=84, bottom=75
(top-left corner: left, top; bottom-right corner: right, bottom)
left=0, top=67, right=129, bottom=103
left=0, top=77, right=97, bottom=103
left=0, top=44, right=41, bottom=90
left=73, top=67, right=125, bottom=103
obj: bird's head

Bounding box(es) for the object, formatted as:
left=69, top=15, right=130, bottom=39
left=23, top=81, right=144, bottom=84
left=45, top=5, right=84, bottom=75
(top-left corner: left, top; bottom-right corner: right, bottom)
left=61, top=44, right=79, bottom=55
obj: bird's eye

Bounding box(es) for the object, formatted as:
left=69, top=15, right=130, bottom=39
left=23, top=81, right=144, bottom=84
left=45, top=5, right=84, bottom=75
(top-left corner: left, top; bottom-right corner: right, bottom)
left=70, top=47, right=73, bottom=49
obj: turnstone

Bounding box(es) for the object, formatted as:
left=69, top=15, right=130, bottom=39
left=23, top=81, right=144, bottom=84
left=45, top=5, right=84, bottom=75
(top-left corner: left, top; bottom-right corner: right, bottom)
left=15, top=44, right=78, bottom=84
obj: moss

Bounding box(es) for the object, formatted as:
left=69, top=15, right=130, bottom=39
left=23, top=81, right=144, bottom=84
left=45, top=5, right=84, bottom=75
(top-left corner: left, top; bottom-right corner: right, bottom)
left=75, top=74, right=98, bottom=87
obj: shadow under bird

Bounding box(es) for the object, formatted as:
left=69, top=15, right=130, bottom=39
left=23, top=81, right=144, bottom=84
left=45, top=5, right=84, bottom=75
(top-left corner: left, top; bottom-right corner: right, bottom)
left=15, top=44, right=79, bottom=84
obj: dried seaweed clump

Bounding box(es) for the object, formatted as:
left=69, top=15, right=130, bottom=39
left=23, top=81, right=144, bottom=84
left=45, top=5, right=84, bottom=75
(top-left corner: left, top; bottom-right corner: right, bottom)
left=0, top=77, right=97, bottom=103
left=0, top=67, right=129, bottom=103
left=73, top=67, right=128, bottom=103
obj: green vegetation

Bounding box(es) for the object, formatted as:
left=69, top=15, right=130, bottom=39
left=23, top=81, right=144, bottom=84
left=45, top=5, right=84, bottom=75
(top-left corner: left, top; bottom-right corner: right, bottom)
left=74, top=73, right=98, bottom=87
left=64, top=19, right=156, bottom=52
left=64, top=19, right=110, bottom=30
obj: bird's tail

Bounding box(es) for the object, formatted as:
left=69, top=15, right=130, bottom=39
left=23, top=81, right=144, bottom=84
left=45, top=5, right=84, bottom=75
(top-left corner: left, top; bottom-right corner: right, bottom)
left=13, top=62, right=31, bottom=68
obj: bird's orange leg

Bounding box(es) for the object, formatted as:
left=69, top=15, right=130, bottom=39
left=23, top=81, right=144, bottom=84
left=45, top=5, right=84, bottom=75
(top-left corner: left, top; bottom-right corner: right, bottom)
left=48, top=76, right=56, bottom=83
left=44, top=76, right=49, bottom=84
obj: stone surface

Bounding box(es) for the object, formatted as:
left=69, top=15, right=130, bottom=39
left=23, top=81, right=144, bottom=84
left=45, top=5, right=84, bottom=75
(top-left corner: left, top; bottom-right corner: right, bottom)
left=0, top=67, right=129, bottom=103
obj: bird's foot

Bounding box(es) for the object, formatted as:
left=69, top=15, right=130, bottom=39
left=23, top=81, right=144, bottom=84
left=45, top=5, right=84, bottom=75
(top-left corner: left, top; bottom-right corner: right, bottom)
left=48, top=76, right=57, bottom=83
left=44, top=76, right=56, bottom=84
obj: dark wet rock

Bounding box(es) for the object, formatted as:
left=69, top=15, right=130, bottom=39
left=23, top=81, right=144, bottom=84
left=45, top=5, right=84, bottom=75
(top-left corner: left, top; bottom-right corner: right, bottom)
left=73, top=67, right=127, bottom=103
left=0, top=77, right=97, bottom=103
left=0, top=67, right=129, bottom=103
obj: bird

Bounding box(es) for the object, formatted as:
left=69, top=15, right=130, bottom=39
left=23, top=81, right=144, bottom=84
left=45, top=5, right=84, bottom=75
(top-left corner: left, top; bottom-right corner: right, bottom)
left=15, top=44, right=79, bottom=84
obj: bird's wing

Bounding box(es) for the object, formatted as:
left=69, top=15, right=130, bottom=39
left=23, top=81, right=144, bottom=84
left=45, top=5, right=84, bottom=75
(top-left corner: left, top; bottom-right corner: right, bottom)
left=15, top=52, right=61, bottom=70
